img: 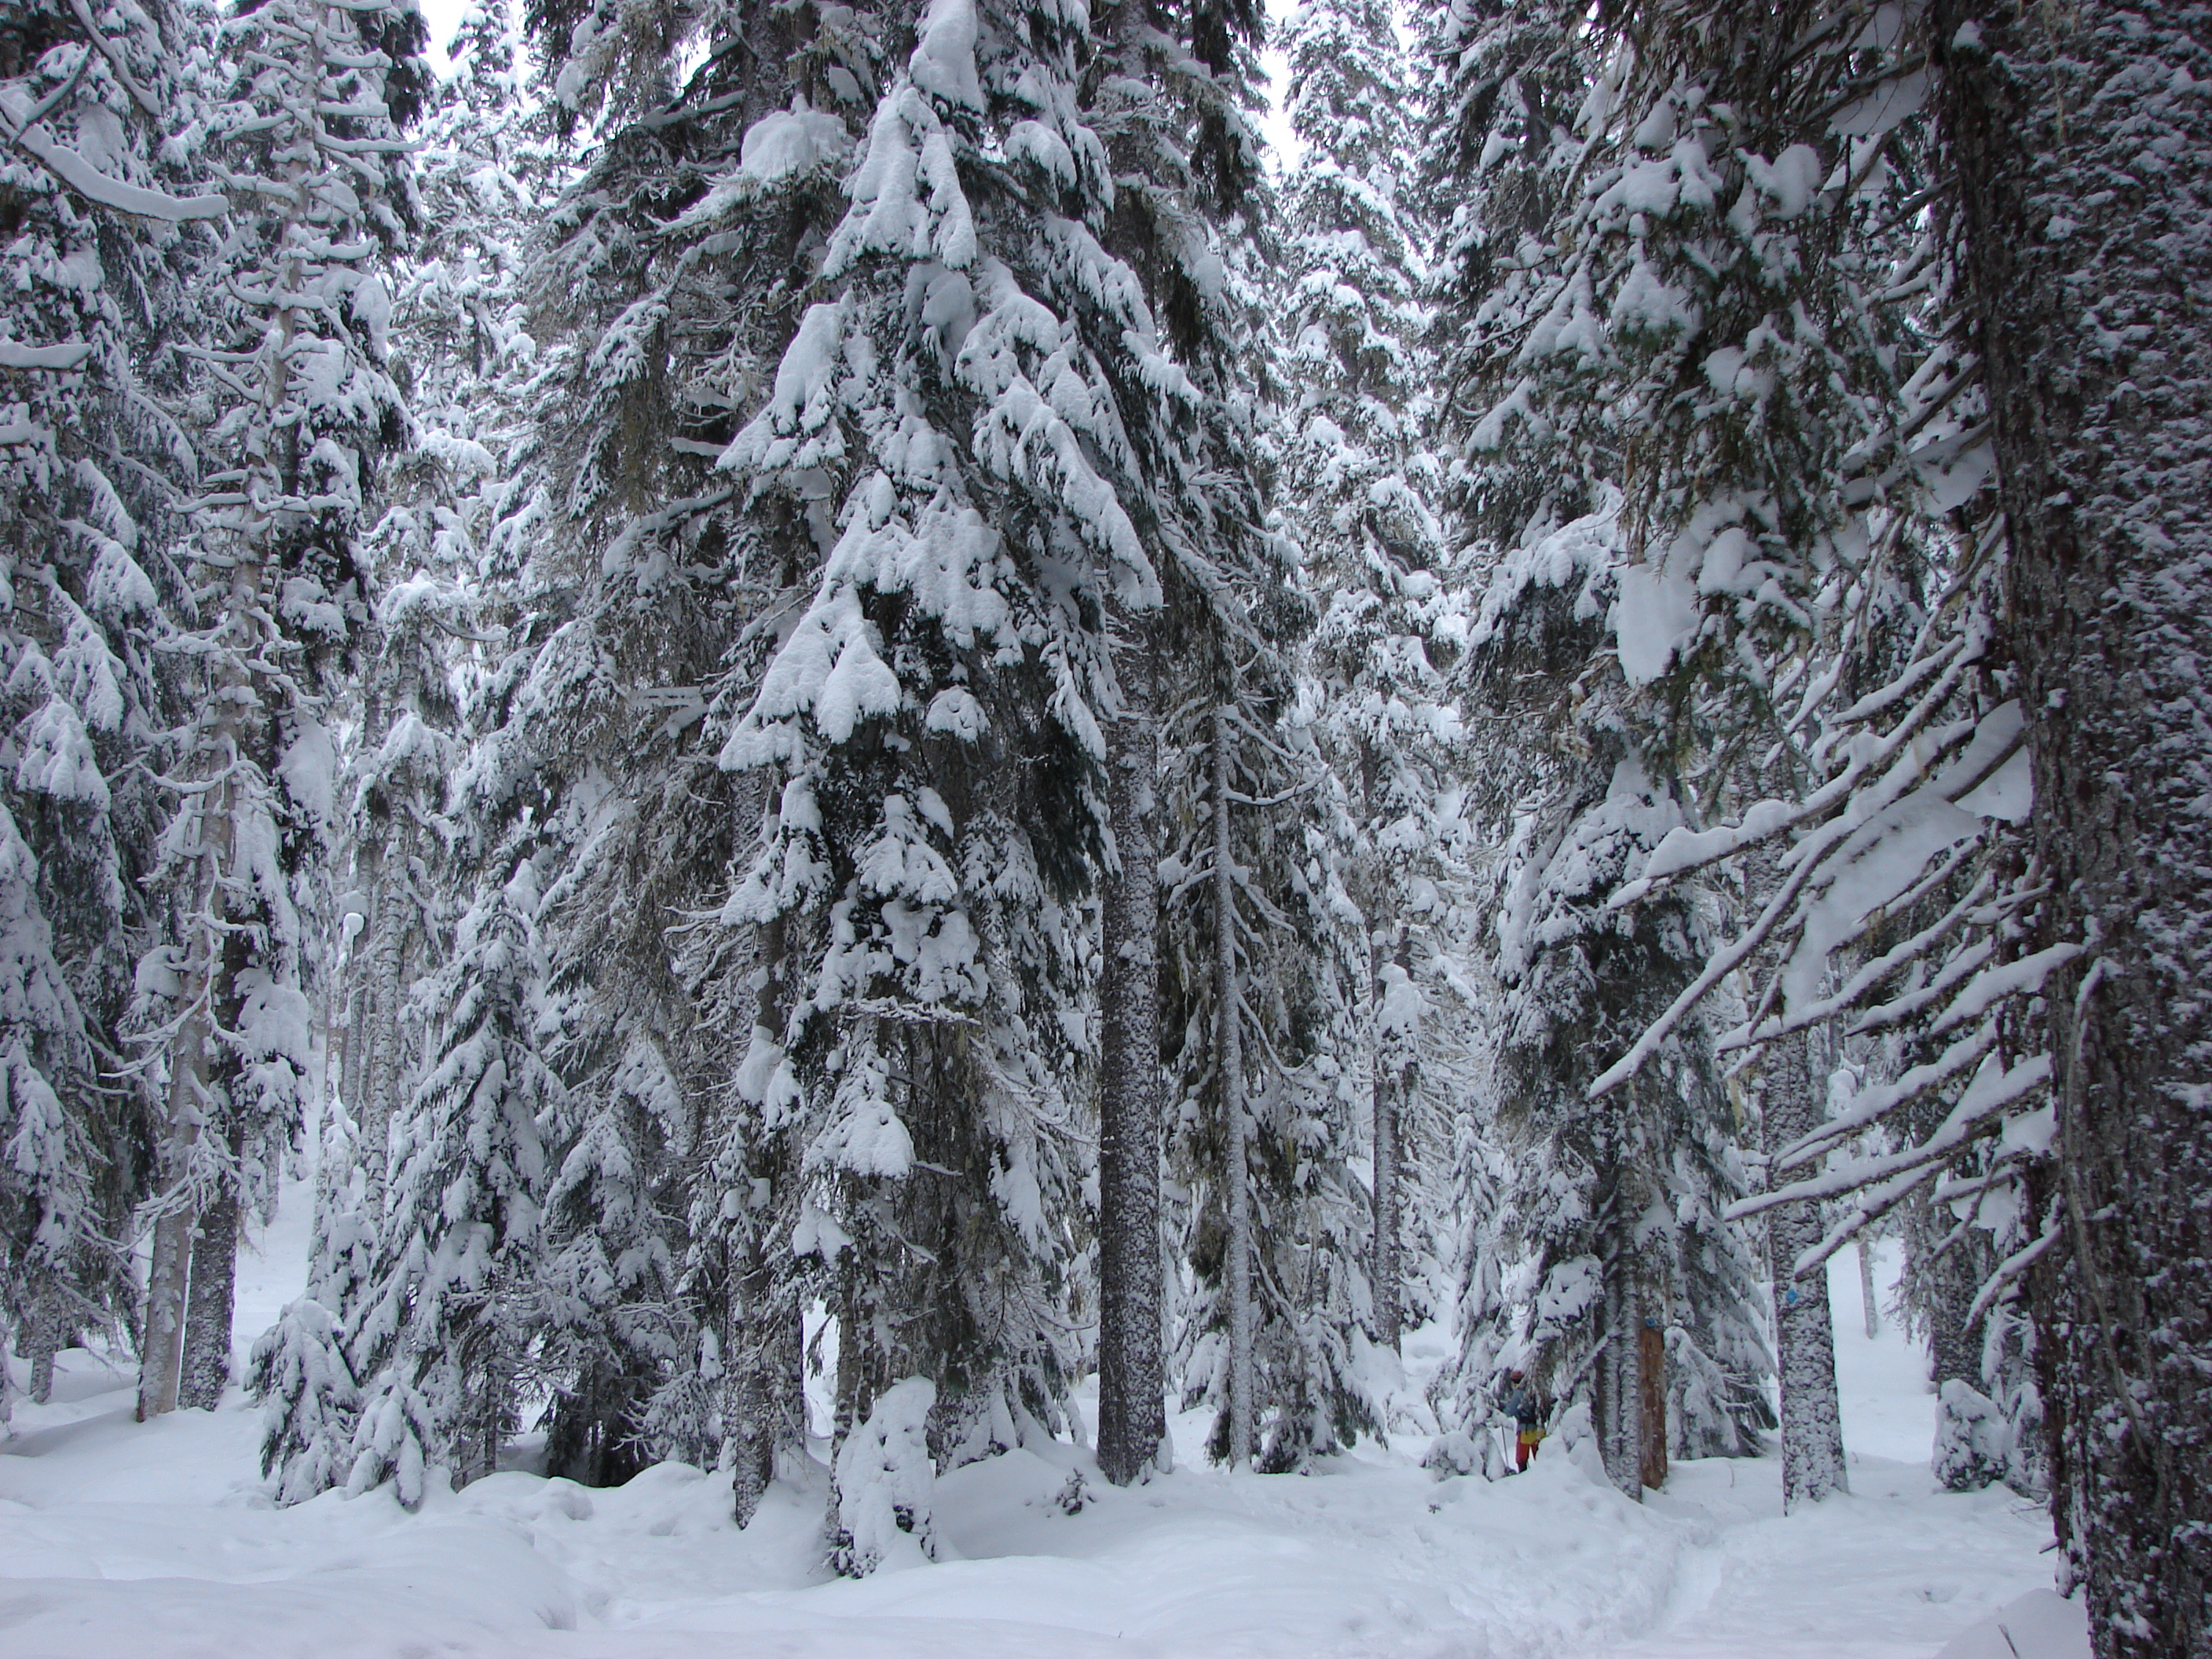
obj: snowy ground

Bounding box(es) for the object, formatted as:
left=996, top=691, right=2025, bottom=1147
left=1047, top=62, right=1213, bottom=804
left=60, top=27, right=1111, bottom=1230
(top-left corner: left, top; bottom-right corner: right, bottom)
left=2, top=1199, right=2082, bottom=1659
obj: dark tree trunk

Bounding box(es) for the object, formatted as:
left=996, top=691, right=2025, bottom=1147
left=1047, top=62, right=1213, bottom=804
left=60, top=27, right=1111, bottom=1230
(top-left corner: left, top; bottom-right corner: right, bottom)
left=1638, top=1313, right=1668, bottom=1492
left=727, top=1242, right=776, bottom=1527
left=178, top=1177, right=238, bottom=1412
left=1372, top=1067, right=1402, bottom=1350
left=1932, top=6, right=2212, bottom=1650
left=1097, top=622, right=1165, bottom=1485
left=727, top=839, right=802, bottom=1529
left=1763, top=1026, right=1848, bottom=1510
left=24, top=1287, right=64, bottom=1404
left=1749, top=822, right=1848, bottom=1510
left=1594, top=1236, right=1639, bottom=1498
left=1923, top=1223, right=1985, bottom=1400
left=1371, top=946, right=1404, bottom=1354
left=1212, top=712, right=1252, bottom=1467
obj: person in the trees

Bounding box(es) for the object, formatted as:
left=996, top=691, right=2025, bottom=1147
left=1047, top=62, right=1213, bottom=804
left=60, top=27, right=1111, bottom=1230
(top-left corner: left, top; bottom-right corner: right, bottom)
left=1503, top=1371, right=1549, bottom=1472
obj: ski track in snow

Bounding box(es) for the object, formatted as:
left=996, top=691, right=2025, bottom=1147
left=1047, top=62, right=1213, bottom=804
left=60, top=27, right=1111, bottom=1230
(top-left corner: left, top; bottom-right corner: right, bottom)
left=1, top=1215, right=2072, bottom=1658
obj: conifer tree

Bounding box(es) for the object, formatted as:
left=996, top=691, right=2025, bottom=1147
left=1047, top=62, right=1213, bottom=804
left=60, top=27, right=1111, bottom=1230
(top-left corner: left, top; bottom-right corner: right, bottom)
left=714, top=0, right=1159, bottom=1540
left=1101, top=0, right=1292, bottom=1478
left=1449, top=650, right=1773, bottom=1488
left=1925, top=4, right=2212, bottom=1647
left=710, top=0, right=1290, bottom=1524
left=500, top=0, right=870, bottom=1505
left=1278, top=0, right=1466, bottom=1368
left=1440, top=2, right=2066, bottom=1526
left=0, top=0, right=220, bottom=1412
left=251, top=0, right=562, bottom=1495
left=137, top=0, right=425, bottom=1420
left=339, top=846, right=562, bottom=1499
left=1536, top=3, right=2045, bottom=1514
left=337, top=0, right=544, bottom=1165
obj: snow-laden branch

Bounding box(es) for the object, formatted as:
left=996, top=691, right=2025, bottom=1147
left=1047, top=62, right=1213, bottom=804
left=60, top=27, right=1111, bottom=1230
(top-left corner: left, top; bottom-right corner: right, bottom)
left=1719, top=862, right=1991, bottom=1049
left=12, top=121, right=226, bottom=219
left=1964, top=1214, right=2064, bottom=1329
left=1591, top=694, right=2025, bottom=1101
left=64, top=0, right=163, bottom=118
left=1606, top=646, right=1981, bottom=913
left=1727, top=1049, right=2050, bottom=1231
left=0, top=340, right=93, bottom=369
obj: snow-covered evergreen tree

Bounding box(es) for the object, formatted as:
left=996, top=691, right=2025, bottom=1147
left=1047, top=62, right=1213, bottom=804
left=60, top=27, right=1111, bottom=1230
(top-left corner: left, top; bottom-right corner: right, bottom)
left=251, top=0, right=570, bottom=1496
left=337, top=0, right=547, bottom=1165
left=712, top=0, right=1155, bottom=1543
left=1922, top=9, right=2212, bottom=1644
left=705, top=0, right=1298, bottom=1529
left=339, top=844, right=562, bottom=1500
left=1447, top=665, right=1774, bottom=1487
left=0, top=0, right=221, bottom=1411
left=1277, top=0, right=1470, bottom=1382
left=1426, top=0, right=1910, bottom=1494
left=137, top=0, right=426, bottom=1420
left=488, top=0, right=862, bottom=1506
left=1104, top=0, right=1320, bottom=1481
left=1431, top=2, right=2067, bottom=1525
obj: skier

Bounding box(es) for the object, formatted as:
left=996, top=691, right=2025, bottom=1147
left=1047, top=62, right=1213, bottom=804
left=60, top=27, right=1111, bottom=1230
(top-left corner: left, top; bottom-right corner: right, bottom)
left=1503, top=1370, right=1548, bottom=1472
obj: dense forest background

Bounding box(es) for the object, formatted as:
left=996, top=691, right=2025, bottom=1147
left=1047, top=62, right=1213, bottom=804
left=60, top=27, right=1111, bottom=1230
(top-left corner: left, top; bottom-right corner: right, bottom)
left=0, top=1, right=2203, bottom=1653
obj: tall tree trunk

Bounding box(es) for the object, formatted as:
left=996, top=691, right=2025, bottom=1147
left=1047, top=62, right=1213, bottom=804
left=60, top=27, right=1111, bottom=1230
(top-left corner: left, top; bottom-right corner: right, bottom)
left=1362, top=1044, right=1397, bottom=1353
left=1371, top=943, right=1401, bottom=1353
left=1096, top=622, right=1165, bottom=1485
left=1595, top=1232, right=1639, bottom=1498
left=1213, top=712, right=1252, bottom=1467
left=467, top=1339, right=509, bottom=1486
left=1763, top=1025, right=1848, bottom=1509
left=1748, top=821, right=1848, bottom=1508
left=138, top=992, right=209, bottom=1420
left=1361, top=733, right=1403, bottom=1356
left=1924, top=1225, right=1984, bottom=1401
left=1638, top=1308, right=1668, bottom=1492
left=339, top=980, right=364, bottom=1121
left=727, top=1236, right=777, bottom=1526
left=1858, top=1241, right=1881, bottom=1341
left=731, top=895, right=807, bottom=1524
left=24, top=1286, right=63, bottom=1404
left=141, top=534, right=258, bottom=1423
left=364, top=811, right=414, bottom=1144
left=1933, top=10, right=2212, bottom=1646
left=178, top=1173, right=239, bottom=1410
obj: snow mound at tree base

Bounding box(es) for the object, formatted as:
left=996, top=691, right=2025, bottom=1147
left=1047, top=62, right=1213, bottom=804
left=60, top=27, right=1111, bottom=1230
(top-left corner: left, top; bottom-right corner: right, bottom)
left=1931, top=1591, right=2089, bottom=1659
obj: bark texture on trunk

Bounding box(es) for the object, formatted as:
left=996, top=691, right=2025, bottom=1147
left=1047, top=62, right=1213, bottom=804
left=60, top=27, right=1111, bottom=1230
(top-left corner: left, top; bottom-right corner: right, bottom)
left=1594, top=1248, right=1639, bottom=1499
left=1763, top=1026, right=1848, bottom=1510
left=24, top=1289, right=63, bottom=1404
left=727, top=859, right=806, bottom=1527
left=1372, top=1062, right=1401, bottom=1350
left=1371, top=950, right=1402, bottom=1354
left=1924, top=1226, right=1985, bottom=1400
left=1213, top=713, right=1252, bottom=1467
left=1932, top=7, right=2212, bottom=1649
left=727, top=1246, right=775, bottom=1528
left=178, top=1177, right=239, bottom=1411
left=137, top=1026, right=206, bottom=1421
left=1096, top=626, right=1165, bottom=1485
left=142, top=531, right=260, bottom=1423
left=338, top=982, right=363, bottom=1124
left=364, top=852, right=406, bottom=1139
left=1638, top=1313, right=1668, bottom=1493
left=727, top=1245, right=804, bottom=1525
